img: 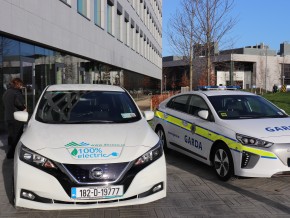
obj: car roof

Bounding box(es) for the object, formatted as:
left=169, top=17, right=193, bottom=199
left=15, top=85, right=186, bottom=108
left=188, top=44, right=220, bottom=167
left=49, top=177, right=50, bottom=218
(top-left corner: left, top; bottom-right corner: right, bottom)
left=46, top=84, right=125, bottom=92
left=199, top=90, right=256, bottom=96
left=177, top=90, right=256, bottom=97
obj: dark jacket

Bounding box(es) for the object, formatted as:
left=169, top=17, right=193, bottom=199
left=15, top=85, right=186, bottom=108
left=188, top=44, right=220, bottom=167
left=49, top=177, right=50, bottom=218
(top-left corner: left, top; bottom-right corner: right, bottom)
left=2, top=87, right=26, bottom=121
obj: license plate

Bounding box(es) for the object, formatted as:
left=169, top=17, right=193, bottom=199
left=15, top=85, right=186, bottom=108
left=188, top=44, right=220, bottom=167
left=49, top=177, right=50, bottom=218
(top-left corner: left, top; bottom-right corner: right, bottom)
left=71, top=186, right=123, bottom=199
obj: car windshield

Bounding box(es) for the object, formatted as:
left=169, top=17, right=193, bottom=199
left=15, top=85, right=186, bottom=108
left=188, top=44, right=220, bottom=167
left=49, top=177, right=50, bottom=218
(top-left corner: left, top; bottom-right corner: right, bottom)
left=35, top=90, right=141, bottom=124
left=208, top=95, right=288, bottom=120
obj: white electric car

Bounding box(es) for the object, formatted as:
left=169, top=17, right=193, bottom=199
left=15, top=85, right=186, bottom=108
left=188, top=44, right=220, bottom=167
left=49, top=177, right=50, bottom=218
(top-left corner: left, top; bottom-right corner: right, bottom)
left=13, top=84, right=166, bottom=210
left=153, top=87, right=290, bottom=181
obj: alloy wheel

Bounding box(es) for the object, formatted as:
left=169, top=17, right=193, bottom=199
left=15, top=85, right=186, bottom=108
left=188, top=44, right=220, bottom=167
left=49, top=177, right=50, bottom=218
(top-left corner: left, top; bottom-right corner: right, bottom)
left=214, top=148, right=230, bottom=177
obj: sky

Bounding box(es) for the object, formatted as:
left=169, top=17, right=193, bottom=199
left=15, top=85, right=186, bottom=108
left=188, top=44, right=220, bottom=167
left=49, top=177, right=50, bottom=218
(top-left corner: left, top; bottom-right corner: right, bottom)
left=162, top=0, right=290, bottom=56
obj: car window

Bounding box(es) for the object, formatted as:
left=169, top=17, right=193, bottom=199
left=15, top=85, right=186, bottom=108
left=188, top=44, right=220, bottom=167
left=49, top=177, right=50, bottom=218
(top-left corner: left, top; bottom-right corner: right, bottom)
left=208, top=95, right=288, bottom=119
left=167, top=95, right=189, bottom=113
left=35, top=91, right=141, bottom=124
left=188, top=95, right=209, bottom=116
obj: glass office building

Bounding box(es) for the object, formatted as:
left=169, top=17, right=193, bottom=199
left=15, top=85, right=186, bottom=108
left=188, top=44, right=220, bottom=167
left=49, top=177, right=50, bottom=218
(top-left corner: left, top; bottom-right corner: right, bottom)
left=0, top=0, right=162, bottom=128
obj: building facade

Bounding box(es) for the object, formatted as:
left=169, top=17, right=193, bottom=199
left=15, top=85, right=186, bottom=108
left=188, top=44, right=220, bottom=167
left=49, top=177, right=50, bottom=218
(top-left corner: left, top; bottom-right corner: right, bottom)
left=163, top=43, right=290, bottom=92
left=0, top=0, right=162, bottom=126
left=215, top=43, right=290, bottom=90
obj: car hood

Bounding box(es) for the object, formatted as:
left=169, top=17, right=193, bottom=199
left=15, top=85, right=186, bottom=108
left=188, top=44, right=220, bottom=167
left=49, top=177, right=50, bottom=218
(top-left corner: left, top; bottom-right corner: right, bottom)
left=20, top=119, right=159, bottom=164
left=219, top=117, right=290, bottom=143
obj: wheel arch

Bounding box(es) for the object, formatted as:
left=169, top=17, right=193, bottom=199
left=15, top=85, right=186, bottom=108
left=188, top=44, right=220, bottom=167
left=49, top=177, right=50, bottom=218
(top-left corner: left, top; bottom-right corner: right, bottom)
left=155, top=123, right=164, bottom=132
left=210, top=140, right=230, bottom=164
left=210, top=140, right=235, bottom=180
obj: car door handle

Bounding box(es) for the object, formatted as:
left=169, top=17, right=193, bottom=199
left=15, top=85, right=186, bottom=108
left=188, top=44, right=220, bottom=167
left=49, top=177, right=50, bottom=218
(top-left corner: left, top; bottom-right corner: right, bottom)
left=182, top=121, right=188, bottom=126
left=191, top=123, right=196, bottom=133
left=163, top=113, right=168, bottom=118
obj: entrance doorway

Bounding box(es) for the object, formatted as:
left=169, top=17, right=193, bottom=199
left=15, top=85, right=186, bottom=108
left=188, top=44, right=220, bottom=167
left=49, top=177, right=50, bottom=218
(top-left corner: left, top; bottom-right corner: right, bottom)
left=3, top=57, right=35, bottom=113
left=20, top=57, right=35, bottom=113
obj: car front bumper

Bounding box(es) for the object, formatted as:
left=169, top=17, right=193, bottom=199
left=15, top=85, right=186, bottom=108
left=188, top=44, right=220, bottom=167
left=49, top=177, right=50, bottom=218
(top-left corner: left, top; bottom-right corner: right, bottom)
left=232, top=143, right=290, bottom=178
left=14, top=154, right=166, bottom=210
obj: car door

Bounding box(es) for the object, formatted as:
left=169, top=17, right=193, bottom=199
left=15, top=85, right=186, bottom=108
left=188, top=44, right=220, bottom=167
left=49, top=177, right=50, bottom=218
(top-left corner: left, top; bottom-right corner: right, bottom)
left=164, top=94, right=191, bottom=149
left=177, top=94, right=213, bottom=163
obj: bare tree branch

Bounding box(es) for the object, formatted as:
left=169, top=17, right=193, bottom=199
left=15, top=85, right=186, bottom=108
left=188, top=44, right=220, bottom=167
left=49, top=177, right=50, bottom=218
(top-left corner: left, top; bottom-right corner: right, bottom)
left=167, top=0, right=237, bottom=87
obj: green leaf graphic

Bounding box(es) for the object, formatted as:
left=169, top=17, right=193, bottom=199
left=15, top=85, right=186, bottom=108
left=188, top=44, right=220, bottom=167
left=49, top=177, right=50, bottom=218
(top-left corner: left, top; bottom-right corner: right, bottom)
left=71, top=148, right=78, bottom=156
left=65, top=142, right=80, bottom=147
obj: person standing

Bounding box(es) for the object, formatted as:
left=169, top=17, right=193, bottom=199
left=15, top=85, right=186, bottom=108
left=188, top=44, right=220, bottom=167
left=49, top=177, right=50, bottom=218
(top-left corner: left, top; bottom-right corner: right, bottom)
left=272, top=84, right=278, bottom=93
left=2, top=78, right=26, bottom=159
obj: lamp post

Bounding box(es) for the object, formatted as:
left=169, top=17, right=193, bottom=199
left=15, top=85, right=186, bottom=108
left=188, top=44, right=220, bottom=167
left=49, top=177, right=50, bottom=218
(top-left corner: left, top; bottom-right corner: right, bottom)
left=265, top=46, right=268, bottom=92
left=283, top=54, right=285, bottom=85
left=164, top=75, right=167, bottom=92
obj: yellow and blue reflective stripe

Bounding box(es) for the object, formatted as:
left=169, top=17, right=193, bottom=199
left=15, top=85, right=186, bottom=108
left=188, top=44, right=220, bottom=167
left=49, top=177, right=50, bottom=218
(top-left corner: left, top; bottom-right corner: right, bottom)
left=155, top=110, right=277, bottom=159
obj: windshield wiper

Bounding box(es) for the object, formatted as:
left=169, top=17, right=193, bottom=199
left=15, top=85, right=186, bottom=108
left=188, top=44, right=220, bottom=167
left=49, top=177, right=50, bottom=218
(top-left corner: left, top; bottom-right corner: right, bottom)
left=264, top=115, right=289, bottom=118
left=66, top=120, right=114, bottom=124
left=237, top=116, right=257, bottom=119
left=238, top=115, right=288, bottom=119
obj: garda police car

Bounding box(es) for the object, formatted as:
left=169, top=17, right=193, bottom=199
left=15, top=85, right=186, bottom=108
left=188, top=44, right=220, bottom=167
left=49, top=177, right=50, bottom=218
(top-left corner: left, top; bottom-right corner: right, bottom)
left=13, top=84, right=166, bottom=210
left=153, top=86, right=290, bottom=181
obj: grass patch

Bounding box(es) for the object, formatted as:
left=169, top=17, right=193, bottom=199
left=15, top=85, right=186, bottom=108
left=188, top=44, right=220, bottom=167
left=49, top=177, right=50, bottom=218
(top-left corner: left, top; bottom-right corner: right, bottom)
left=262, top=92, right=290, bottom=114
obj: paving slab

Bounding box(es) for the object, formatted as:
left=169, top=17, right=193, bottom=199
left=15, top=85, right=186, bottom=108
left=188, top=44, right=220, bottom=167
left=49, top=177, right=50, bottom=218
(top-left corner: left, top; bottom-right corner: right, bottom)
left=1, top=134, right=290, bottom=217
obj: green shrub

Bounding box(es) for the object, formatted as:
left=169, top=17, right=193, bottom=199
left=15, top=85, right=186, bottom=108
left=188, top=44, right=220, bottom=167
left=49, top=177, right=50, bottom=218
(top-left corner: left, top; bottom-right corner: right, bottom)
left=263, top=92, right=290, bottom=115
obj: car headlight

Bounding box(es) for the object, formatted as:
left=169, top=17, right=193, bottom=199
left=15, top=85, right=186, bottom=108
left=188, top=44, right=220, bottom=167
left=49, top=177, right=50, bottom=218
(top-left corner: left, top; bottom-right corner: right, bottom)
left=19, top=144, right=57, bottom=170
left=236, top=134, right=273, bottom=148
left=134, top=141, right=163, bottom=166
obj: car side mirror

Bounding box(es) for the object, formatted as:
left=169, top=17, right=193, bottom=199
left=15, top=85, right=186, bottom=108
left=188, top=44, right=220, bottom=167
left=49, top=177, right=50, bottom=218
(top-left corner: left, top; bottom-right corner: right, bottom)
left=143, top=111, right=154, bottom=121
left=280, top=109, right=287, bottom=115
left=14, top=111, right=29, bottom=122
left=198, top=110, right=209, bottom=120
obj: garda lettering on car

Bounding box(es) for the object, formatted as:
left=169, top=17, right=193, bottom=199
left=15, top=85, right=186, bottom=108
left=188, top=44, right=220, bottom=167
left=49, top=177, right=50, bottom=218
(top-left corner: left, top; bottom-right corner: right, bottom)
left=65, top=142, right=124, bottom=159
left=265, top=126, right=290, bottom=132
left=184, top=135, right=202, bottom=150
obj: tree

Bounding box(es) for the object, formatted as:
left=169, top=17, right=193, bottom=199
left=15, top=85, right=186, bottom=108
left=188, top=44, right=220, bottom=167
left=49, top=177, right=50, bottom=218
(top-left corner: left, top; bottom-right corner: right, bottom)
left=179, top=72, right=189, bottom=87
left=198, top=65, right=207, bottom=86
left=167, top=0, right=236, bottom=88
left=167, top=0, right=198, bottom=91
left=195, top=0, right=236, bottom=85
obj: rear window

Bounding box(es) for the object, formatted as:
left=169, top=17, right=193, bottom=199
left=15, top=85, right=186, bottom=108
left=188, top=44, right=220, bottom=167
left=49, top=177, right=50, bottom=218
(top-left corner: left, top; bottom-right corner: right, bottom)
left=166, top=95, right=189, bottom=113
left=35, top=90, right=141, bottom=124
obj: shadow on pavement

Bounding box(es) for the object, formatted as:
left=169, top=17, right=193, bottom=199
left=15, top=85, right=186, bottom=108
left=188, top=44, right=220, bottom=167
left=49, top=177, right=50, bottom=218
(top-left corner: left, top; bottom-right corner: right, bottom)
left=0, top=133, right=14, bottom=206
left=0, top=133, right=7, bottom=153
left=165, top=150, right=290, bottom=215
left=2, top=158, right=14, bottom=205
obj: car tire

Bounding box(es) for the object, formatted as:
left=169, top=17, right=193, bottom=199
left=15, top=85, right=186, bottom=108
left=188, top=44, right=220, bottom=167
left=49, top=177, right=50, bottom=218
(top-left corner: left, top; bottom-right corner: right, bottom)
left=212, top=143, right=234, bottom=181
left=155, top=126, right=169, bottom=152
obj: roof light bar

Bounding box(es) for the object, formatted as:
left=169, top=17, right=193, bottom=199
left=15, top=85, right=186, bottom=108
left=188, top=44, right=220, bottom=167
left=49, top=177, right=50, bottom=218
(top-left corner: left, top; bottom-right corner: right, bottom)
left=197, top=85, right=241, bottom=91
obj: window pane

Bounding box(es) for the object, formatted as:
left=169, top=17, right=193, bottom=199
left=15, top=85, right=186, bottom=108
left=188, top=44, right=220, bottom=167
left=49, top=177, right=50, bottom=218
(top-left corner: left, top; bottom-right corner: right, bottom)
left=3, top=38, right=20, bottom=56
left=94, top=0, right=101, bottom=26
left=130, top=27, right=134, bottom=48
left=77, top=0, right=87, bottom=17
left=116, top=14, right=120, bottom=40
left=124, top=22, right=128, bottom=45
left=0, top=36, right=2, bottom=64
left=107, top=4, right=112, bottom=34
left=20, top=42, right=34, bottom=57
left=168, top=95, right=189, bottom=112
left=188, top=95, right=208, bottom=116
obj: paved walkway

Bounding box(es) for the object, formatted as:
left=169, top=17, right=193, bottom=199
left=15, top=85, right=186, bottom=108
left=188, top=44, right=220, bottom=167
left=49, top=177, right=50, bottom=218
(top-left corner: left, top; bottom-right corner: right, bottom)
left=1, top=133, right=290, bottom=217
left=135, top=97, right=152, bottom=111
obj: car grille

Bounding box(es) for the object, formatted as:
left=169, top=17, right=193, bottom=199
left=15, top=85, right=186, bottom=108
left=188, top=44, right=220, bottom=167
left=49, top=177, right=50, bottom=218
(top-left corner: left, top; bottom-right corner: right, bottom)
left=241, top=151, right=259, bottom=169
left=53, top=196, right=137, bottom=205
left=63, top=162, right=130, bottom=184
